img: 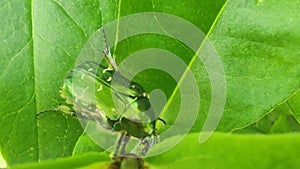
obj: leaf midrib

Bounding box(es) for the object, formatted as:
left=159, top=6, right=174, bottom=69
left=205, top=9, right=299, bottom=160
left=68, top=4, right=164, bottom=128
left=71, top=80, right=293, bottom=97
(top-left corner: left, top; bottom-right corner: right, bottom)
left=30, top=0, right=40, bottom=161
left=159, top=0, right=230, bottom=123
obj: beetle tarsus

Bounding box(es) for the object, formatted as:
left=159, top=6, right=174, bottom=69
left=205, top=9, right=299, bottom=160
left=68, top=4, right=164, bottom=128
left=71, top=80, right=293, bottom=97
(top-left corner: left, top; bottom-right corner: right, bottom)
left=158, top=117, right=166, bottom=125
left=121, top=134, right=130, bottom=155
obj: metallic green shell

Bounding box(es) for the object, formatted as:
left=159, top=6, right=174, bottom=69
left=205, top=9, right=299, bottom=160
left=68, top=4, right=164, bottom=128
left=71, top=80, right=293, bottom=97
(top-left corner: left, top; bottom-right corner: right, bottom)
left=60, top=61, right=156, bottom=138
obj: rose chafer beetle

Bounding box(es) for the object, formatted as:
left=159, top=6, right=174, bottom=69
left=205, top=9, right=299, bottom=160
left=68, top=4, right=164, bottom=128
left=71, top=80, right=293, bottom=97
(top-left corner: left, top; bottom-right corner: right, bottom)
left=38, top=27, right=165, bottom=157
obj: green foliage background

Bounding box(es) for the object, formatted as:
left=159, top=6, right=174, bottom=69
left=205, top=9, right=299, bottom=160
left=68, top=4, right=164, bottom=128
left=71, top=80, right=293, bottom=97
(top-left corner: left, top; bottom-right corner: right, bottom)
left=0, top=0, right=300, bottom=168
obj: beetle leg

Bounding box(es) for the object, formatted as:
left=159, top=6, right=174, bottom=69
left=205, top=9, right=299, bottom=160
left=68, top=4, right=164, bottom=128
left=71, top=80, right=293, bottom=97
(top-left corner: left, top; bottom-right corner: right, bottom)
left=113, top=133, right=125, bottom=157
left=120, top=134, right=130, bottom=155
left=35, top=109, right=60, bottom=117
left=140, top=138, right=149, bottom=156
left=140, top=136, right=156, bottom=156
left=157, top=117, right=166, bottom=125
left=113, top=132, right=131, bottom=157
left=36, top=105, right=75, bottom=118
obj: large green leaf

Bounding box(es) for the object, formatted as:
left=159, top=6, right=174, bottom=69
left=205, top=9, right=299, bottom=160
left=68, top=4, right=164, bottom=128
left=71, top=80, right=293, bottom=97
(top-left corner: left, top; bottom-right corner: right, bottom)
left=0, top=1, right=37, bottom=165
left=0, top=0, right=102, bottom=165
left=146, top=133, right=300, bottom=169
left=8, top=152, right=110, bottom=169
left=205, top=0, right=300, bottom=131
left=1, top=0, right=300, bottom=167
left=109, top=0, right=300, bottom=135
left=8, top=133, right=300, bottom=169
left=0, top=0, right=225, bottom=166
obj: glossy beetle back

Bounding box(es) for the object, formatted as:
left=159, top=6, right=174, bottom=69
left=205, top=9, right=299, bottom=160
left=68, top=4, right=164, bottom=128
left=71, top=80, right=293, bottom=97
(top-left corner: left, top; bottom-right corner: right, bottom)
left=60, top=61, right=157, bottom=139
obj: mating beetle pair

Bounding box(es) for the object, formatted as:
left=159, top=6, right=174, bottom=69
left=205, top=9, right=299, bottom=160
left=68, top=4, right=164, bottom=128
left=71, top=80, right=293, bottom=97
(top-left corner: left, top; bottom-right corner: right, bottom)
left=39, top=27, right=165, bottom=157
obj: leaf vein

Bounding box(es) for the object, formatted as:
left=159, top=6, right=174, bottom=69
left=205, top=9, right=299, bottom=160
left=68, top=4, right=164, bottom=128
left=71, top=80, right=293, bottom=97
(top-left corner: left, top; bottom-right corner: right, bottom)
left=51, top=0, right=88, bottom=38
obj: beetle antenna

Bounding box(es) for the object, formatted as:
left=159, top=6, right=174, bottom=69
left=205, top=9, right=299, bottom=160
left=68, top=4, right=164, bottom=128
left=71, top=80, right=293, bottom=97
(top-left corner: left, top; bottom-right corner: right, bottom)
left=100, top=27, right=119, bottom=71
left=35, top=108, right=60, bottom=118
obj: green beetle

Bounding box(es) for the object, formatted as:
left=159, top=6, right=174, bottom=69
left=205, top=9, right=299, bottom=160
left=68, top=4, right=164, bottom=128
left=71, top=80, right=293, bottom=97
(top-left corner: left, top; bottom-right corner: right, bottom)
left=39, top=27, right=165, bottom=156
